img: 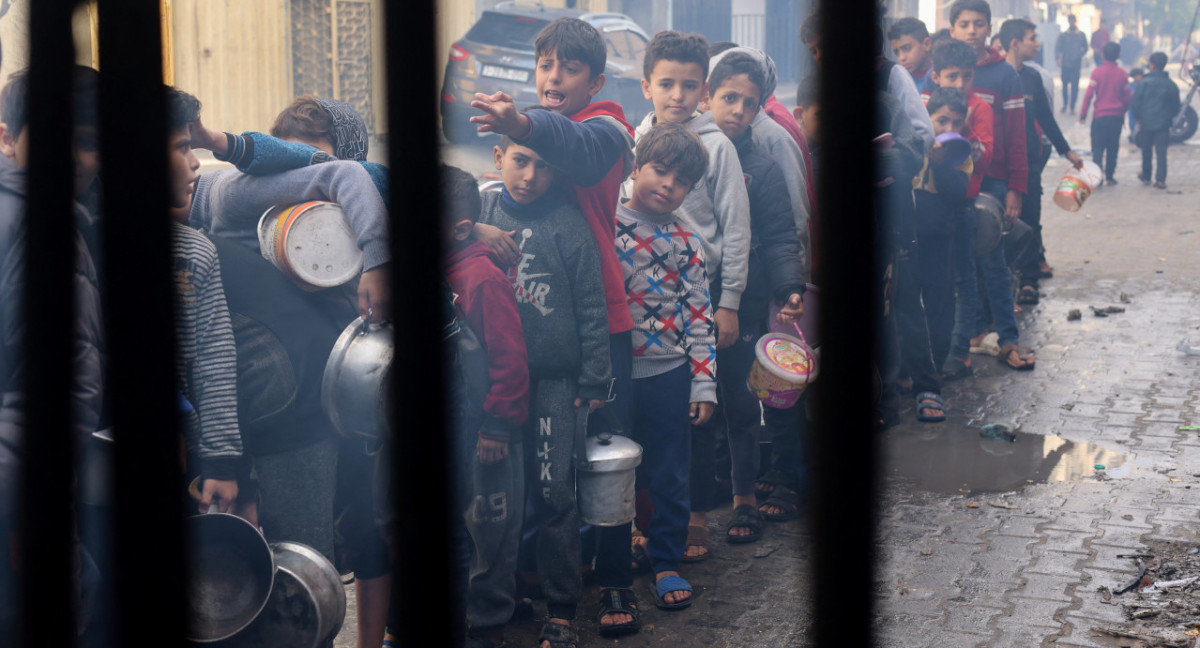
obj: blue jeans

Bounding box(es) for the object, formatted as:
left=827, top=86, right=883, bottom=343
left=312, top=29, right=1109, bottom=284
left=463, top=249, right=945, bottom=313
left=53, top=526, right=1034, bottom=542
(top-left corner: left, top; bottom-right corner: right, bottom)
left=949, top=179, right=1021, bottom=359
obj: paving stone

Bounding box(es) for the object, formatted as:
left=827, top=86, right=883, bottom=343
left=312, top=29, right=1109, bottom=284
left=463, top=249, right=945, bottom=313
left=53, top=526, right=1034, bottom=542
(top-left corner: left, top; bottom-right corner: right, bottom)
left=1091, top=524, right=1151, bottom=550
left=1016, top=572, right=1080, bottom=603
left=941, top=603, right=1006, bottom=633
left=1132, top=433, right=1179, bottom=453
left=1038, top=529, right=1095, bottom=554
left=1025, top=549, right=1089, bottom=576
left=994, top=596, right=1066, bottom=630
left=993, top=515, right=1047, bottom=539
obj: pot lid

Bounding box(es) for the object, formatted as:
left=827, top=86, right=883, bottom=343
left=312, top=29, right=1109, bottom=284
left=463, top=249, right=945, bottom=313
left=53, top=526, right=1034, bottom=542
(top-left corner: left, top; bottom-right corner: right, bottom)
left=583, top=434, right=642, bottom=472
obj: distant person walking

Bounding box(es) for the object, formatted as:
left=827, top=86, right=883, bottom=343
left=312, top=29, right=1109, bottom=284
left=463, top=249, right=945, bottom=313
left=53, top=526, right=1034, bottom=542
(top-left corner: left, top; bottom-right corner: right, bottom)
left=1056, top=15, right=1088, bottom=112
left=1091, top=19, right=1110, bottom=67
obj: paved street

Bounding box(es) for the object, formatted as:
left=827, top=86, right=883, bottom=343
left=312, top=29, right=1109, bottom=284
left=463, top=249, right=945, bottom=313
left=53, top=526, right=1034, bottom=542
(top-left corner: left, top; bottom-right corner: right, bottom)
left=332, top=107, right=1200, bottom=647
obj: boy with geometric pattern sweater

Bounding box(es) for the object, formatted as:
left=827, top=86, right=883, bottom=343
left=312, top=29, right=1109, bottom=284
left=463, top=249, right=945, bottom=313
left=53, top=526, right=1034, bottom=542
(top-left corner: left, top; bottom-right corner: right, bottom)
left=616, top=121, right=716, bottom=615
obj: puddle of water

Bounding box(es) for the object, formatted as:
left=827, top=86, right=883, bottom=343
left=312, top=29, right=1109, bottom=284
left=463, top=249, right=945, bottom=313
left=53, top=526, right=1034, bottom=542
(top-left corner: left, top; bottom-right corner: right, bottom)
left=885, top=426, right=1127, bottom=494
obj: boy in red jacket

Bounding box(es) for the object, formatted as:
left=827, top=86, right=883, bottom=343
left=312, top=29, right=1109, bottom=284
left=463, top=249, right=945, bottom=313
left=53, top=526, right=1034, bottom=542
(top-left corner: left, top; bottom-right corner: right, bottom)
left=1080, top=42, right=1131, bottom=184
left=441, top=165, right=531, bottom=648
left=469, top=16, right=641, bottom=644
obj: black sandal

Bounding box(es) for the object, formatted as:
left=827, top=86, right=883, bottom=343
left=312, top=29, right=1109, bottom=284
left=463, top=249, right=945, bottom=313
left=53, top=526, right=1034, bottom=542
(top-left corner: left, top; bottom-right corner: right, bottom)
left=595, top=587, right=641, bottom=638
left=754, top=468, right=789, bottom=498
left=759, top=485, right=802, bottom=522
left=538, top=619, right=577, bottom=648
left=726, top=503, right=764, bottom=543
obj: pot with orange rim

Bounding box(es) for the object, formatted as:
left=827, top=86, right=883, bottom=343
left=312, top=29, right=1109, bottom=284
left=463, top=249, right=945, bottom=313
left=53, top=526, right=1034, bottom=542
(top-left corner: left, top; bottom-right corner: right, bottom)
left=256, top=202, right=363, bottom=291
left=746, top=324, right=818, bottom=409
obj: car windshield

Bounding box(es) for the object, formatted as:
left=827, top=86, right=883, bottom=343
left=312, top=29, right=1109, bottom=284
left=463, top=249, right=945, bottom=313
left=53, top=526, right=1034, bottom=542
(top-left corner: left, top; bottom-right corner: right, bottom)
left=465, top=13, right=548, bottom=50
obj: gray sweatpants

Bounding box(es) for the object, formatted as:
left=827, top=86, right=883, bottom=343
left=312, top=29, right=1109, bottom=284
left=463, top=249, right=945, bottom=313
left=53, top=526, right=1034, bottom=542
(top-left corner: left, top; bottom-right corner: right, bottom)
left=465, top=439, right=525, bottom=632
left=525, top=377, right=582, bottom=621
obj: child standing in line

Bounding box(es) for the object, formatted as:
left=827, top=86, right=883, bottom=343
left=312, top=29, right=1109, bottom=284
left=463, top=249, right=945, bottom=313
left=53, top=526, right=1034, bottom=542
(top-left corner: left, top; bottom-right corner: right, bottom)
left=628, top=28, right=751, bottom=565
left=890, top=18, right=935, bottom=88
left=441, top=164, right=531, bottom=648
left=914, top=87, right=974, bottom=371
left=1080, top=41, right=1131, bottom=185
left=699, top=50, right=805, bottom=543
left=1131, top=52, right=1179, bottom=189
left=474, top=131, right=611, bottom=648
left=467, top=18, right=641, bottom=639
left=923, top=38, right=995, bottom=379
left=617, top=120, right=717, bottom=612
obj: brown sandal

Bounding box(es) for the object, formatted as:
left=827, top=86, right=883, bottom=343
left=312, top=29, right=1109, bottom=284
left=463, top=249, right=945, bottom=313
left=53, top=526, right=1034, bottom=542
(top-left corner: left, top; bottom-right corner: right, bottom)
left=680, top=524, right=711, bottom=563
left=997, top=343, right=1035, bottom=370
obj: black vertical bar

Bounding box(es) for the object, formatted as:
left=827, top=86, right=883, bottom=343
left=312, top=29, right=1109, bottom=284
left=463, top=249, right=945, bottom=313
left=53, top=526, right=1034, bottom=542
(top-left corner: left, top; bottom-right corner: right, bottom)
left=94, top=0, right=185, bottom=645
left=813, top=0, right=878, bottom=646
left=21, top=1, right=80, bottom=645
left=386, top=0, right=454, bottom=645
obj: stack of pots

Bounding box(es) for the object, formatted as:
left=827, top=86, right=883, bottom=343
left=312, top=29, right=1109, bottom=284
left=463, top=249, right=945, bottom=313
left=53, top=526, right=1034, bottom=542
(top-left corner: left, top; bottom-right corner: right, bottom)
left=186, top=513, right=346, bottom=647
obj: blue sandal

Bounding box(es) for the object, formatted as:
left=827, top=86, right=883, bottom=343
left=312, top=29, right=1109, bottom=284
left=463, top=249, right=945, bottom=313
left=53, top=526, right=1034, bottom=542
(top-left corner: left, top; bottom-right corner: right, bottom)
left=653, top=574, right=693, bottom=611
left=914, top=392, right=947, bottom=423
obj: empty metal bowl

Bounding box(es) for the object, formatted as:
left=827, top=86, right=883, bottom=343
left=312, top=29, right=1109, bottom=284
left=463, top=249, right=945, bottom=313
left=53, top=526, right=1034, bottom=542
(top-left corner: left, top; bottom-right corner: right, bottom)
left=185, top=513, right=275, bottom=643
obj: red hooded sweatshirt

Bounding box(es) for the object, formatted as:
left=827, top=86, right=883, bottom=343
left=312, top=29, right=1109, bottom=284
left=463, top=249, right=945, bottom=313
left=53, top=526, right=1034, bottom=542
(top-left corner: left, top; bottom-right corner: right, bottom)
left=445, top=241, right=529, bottom=441
left=518, top=101, right=636, bottom=334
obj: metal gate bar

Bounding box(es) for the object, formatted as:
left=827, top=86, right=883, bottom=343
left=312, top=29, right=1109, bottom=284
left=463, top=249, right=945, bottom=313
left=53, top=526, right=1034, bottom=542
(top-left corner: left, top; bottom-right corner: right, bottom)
left=385, top=1, right=459, bottom=645
left=21, top=1, right=82, bottom=645
left=95, top=0, right=186, bottom=645
left=813, top=0, right=880, bottom=646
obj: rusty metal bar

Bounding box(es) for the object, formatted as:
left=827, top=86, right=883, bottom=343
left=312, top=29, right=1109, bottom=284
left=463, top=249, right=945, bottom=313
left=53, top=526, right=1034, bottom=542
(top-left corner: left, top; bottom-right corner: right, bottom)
left=94, top=0, right=185, bottom=645
left=21, top=1, right=81, bottom=645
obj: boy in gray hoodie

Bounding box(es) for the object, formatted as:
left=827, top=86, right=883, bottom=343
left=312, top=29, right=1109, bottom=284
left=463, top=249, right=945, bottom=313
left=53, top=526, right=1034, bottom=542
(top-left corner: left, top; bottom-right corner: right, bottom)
left=626, top=29, right=750, bottom=562
left=476, top=127, right=611, bottom=648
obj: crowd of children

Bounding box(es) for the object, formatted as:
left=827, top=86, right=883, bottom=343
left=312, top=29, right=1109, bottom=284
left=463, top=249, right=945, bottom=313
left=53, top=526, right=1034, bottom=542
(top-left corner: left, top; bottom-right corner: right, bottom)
left=0, top=2, right=1187, bottom=646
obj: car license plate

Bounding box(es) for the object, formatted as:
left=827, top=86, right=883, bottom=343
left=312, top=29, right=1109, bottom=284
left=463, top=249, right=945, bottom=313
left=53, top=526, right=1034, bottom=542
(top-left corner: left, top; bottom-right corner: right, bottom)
left=481, top=65, right=529, bottom=83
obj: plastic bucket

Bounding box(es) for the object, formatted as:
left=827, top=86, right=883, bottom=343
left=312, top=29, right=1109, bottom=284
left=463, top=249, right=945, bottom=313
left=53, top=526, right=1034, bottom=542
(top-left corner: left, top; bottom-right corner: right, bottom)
left=746, top=325, right=818, bottom=409
left=1052, top=160, right=1102, bottom=212
left=257, top=201, right=363, bottom=291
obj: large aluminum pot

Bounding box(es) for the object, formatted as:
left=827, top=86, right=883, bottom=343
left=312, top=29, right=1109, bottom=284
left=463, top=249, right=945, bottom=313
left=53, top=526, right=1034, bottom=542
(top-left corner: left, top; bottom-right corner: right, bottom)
left=271, top=542, right=346, bottom=646
left=185, top=513, right=274, bottom=643
left=321, top=316, right=393, bottom=441
left=212, top=542, right=346, bottom=648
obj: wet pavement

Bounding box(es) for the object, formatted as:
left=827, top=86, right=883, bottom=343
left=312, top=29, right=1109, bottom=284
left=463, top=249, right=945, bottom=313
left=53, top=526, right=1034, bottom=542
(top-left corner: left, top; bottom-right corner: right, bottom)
left=330, top=109, right=1200, bottom=647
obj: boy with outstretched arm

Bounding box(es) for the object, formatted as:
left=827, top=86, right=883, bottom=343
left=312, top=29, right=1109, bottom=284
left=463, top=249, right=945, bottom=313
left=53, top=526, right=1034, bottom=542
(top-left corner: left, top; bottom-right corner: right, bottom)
left=441, top=165, right=531, bottom=648
left=618, top=120, right=718, bottom=614
left=469, top=18, right=627, bottom=645
left=627, top=28, right=751, bottom=565
left=698, top=50, right=805, bottom=543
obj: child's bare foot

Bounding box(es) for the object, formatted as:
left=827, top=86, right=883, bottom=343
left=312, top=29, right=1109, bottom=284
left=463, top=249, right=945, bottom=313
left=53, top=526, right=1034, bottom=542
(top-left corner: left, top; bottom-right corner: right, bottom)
left=683, top=513, right=710, bottom=561
left=727, top=494, right=760, bottom=540
left=539, top=618, right=574, bottom=648
left=654, top=571, right=692, bottom=606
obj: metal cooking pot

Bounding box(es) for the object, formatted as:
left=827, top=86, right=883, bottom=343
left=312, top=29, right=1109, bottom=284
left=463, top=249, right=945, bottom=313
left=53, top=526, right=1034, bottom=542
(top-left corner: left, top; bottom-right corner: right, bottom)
left=574, top=408, right=642, bottom=527
left=321, top=315, right=393, bottom=441
left=270, top=542, right=346, bottom=646
left=185, top=513, right=275, bottom=643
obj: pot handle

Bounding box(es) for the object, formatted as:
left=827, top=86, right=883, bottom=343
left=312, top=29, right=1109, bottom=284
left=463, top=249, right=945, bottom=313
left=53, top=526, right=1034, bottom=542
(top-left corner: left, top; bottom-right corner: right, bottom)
left=573, top=405, right=590, bottom=471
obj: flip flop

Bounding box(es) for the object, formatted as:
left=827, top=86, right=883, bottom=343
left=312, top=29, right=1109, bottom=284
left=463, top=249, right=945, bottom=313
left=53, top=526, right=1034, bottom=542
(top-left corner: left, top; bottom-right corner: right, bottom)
left=759, top=485, right=802, bottom=522
left=680, top=524, right=711, bottom=563
left=725, top=503, right=764, bottom=543
left=652, top=574, right=693, bottom=611
left=914, top=391, right=947, bottom=423
left=940, top=356, right=973, bottom=381
left=998, top=343, right=1036, bottom=371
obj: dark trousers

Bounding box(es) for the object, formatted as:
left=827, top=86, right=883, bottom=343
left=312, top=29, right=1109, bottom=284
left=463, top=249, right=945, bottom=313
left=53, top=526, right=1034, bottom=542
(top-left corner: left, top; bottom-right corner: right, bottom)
left=630, top=363, right=693, bottom=574
left=1090, top=115, right=1124, bottom=180
left=1141, top=128, right=1170, bottom=183
left=894, top=244, right=942, bottom=397
left=1061, top=66, right=1081, bottom=109
left=1016, top=185, right=1045, bottom=287
left=592, top=332, right=637, bottom=590
left=691, top=317, right=764, bottom=501
left=914, top=198, right=956, bottom=370
left=524, top=377, right=583, bottom=620
left=464, top=439, right=525, bottom=633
